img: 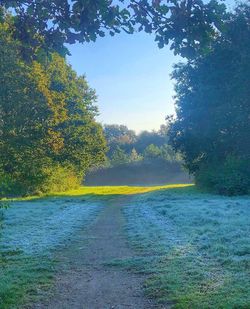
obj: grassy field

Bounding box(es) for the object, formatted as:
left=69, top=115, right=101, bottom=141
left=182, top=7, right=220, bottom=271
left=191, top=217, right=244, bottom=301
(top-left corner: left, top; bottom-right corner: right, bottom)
left=1, top=185, right=189, bottom=308
left=120, top=186, right=250, bottom=308
left=0, top=195, right=105, bottom=308
left=0, top=184, right=249, bottom=308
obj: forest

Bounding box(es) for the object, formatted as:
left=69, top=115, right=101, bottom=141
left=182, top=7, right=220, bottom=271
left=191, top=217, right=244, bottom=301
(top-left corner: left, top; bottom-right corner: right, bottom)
left=0, top=1, right=249, bottom=308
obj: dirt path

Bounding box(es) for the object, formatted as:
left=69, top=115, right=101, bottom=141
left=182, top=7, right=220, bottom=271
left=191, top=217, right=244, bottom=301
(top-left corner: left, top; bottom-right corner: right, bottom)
left=34, top=197, right=159, bottom=309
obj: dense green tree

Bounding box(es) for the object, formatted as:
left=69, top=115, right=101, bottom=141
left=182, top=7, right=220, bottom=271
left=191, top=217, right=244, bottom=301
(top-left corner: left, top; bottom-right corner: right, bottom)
left=168, top=3, right=250, bottom=194
left=0, top=20, right=106, bottom=195
left=160, top=144, right=181, bottom=162
left=104, top=125, right=136, bottom=144
left=103, top=123, right=180, bottom=166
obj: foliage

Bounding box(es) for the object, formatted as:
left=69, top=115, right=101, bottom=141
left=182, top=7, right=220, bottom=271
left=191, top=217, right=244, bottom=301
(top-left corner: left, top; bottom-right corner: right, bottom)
left=196, top=157, right=250, bottom=196
left=104, top=124, right=136, bottom=156
left=136, top=128, right=168, bottom=153
left=0, top=20, right=106, bottom=196
left=110, top=146, right=130, bottom=166
left=160, top=144, right=182, bottom=162
left=143, top=144, right=161, bottom=159
left=1, top=0, right=228, bottom=58
left=128, top=0, right=228, bottom=57
left=130, top=148, right=143, bottom=162
left=103, top=123, right=180, bottom=168
left=168, top=3, right=250, bottom=195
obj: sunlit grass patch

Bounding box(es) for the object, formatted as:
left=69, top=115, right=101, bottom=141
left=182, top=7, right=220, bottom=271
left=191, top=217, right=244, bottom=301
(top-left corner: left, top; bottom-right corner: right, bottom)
left=4, top=183, right=194, bottom=201
left=55, top=184, right=193, bottom=196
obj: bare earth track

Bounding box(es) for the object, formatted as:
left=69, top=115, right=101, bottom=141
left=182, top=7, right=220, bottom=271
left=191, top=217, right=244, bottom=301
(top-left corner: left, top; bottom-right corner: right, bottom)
left=34, top=197, right=160, bottom=309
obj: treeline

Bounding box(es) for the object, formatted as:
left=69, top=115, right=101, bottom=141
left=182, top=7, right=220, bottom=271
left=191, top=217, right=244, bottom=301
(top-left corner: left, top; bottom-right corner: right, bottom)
left=0, top=14, right=106, bottom=197
left=102, top=124, right=181, bottom=167
left=85, top=124, right=190, bottom=186
left=103, top=124, right=181, bottom=167
left=168, top=4, right=250, bottom=195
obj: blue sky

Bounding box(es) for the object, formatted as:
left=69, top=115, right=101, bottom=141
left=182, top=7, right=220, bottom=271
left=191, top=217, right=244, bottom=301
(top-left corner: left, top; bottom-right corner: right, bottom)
left=67, top=0, right=236, bottom=133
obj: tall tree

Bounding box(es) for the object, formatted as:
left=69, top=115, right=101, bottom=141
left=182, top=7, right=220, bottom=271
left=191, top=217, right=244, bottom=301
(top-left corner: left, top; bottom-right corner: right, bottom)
left=0, top=20, right=106, bottom=195
left=168, top=3, right=250, bottom=194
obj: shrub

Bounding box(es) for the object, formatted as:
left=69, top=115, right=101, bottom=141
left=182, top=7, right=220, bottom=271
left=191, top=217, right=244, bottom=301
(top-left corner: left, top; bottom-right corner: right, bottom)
left=195, top=157, right=250, bottom=195
left=0, top=163, right=81, bottom=197
left=38, top=164, right=80, bottom=194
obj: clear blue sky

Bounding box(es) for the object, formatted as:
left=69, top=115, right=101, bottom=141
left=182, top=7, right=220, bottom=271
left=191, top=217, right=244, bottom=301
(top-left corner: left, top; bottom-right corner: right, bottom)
left=67, top=0, right=236, bottom=133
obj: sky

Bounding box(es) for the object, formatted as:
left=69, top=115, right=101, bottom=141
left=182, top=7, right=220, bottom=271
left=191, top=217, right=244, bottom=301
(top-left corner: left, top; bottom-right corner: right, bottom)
left=67, top=0, right=236, bottom=133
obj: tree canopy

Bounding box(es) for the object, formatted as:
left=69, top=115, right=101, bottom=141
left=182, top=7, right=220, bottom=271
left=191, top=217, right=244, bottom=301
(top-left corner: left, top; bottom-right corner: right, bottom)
left=1, top=0, right=228, bottom=58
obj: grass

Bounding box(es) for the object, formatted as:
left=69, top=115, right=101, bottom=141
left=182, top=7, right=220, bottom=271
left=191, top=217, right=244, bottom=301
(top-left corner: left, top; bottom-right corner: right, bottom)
left=0, top=184, right=191, bottom=308
left=0, top=253, right=54, bottom=309
left=2, top=183, right=193, bottom=201
left=120, top=186, right=250, bottom=308
left=0, top=192, right=106, bottom=308
left=1, top=184, right=249, bottom=308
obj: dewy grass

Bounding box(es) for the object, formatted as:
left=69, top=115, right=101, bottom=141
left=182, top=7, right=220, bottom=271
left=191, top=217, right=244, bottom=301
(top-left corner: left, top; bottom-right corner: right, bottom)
left=0, top=194, right=105, bottom=308
left=0, top=253, right=54, bottom=309
left=0, top=184, right=192, bottom=308
left=1, top=184, right=248, bottom=308
left=122, top=187, right=250, bottom=308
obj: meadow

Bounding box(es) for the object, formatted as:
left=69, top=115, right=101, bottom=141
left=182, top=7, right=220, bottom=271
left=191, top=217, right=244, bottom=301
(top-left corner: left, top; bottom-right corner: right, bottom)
left=0, top=185, right=249, bottom=308
left=121, top=186, right=250, bottom=308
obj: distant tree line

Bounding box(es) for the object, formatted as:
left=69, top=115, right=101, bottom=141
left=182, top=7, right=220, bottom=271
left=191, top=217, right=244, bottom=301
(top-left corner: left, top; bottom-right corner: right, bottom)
left=102, top=124, right=181, bottom=168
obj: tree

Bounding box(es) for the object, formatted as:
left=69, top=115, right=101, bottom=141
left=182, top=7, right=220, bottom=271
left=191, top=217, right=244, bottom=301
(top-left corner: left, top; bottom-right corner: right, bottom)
left=104, top=124, right=136, bottom=156
left=136, top=130, right=166, bottom=153
left=110, top=146, right=130, bottom=166
left=160, top=144, right=181, bottom=162
left=128, top=0, right=228, bottom=57
left=1, top=0, right=228, bottom=58
left=130, top=148, right=143, bottom=162
left=144, top=144, right=161, bottom=160
left=168, top=3, right=250, bottom=194
left=0, top=20, right=106, bottom=195
left=104, top=124, right=136, bottom=144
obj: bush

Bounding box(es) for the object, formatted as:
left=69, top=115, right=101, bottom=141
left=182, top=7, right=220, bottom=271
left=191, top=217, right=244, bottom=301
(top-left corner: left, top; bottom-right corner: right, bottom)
left=0, top=164, right=81, bottom=197
left=37, top=164, right=81, bottom=194
left=195, top=157, right=250, bottom=195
